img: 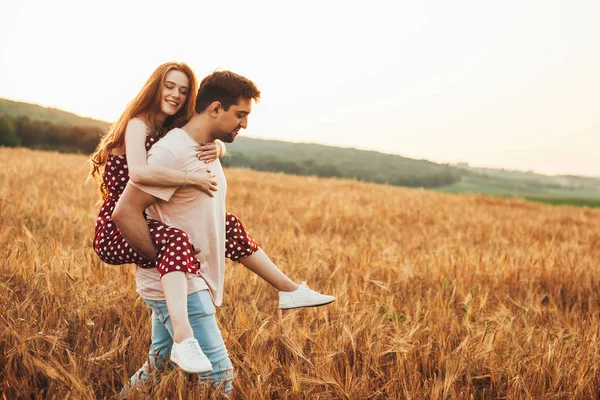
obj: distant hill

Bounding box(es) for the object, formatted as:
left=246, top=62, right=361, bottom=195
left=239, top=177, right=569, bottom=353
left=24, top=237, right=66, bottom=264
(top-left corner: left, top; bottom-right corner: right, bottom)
left=444, top=163, right=600, bottom=205
left=223, top=137, right=461, bottom=187
left=0, top=98, right=110, bottom=131
left=2, top=97, right=599, bottom=207
left=455, top=163, right=600, bottom=188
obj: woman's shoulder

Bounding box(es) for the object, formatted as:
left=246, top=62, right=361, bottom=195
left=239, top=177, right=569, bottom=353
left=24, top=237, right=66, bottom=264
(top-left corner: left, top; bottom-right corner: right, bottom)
left=126, top=117, right=152, bottom=135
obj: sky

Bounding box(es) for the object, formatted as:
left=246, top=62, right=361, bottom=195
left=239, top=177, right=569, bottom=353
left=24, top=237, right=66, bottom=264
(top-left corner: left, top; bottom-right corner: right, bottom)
left=1, top=0, right=599, bottom=176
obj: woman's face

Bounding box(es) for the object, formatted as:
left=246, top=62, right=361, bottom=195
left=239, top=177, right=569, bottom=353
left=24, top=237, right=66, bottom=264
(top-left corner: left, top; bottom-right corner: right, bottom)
left=159, top=70, right=189, bottom=118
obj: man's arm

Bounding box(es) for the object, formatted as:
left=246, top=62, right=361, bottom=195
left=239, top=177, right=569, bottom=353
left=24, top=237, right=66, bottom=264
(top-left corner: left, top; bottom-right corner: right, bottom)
left=112, top=183, right=160, bottom=262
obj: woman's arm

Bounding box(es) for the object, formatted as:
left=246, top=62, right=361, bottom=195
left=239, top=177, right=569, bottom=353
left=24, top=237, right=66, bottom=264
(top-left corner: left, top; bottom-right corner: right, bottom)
left=216, top=140, right=226, bottom=157
left=196, top=139, right=226, bottom=163
left=125, top=118, right=188, bottom=186
left=125, top=119, right=218, bottom=195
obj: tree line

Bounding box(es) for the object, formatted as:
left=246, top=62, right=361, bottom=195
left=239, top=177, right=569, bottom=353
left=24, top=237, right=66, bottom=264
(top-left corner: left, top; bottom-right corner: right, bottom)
left=221, top=152, right=463, bottom=188
left=0, top=114, right=101, bottom=154
left=0, top=113, right=463, bottom=188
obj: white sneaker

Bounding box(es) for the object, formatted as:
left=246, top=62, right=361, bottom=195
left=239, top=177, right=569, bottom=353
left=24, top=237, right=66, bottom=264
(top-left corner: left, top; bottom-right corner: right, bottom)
left=279, top=282, right=335, bottom=309
left=170, top=338, right=213, bottom=373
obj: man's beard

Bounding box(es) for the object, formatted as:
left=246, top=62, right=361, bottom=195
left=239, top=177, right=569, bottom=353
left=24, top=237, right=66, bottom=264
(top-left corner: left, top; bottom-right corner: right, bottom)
left=221, top=130, right=238, bottom=143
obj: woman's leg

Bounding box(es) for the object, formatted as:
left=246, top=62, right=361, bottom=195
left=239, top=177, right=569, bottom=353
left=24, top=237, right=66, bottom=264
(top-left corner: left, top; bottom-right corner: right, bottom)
left=160, top=272, right=193, bottom=342
left=238, top=249, right=298, bottom=292
left=96, top=218, right=209, bottom=371
left=148, top=222, right=212, bottom=373
left=146, top=221, right=200, bottom=343
left=224, top=213, right=335, bottom=308
left=224, top=213, right=297, bottom=290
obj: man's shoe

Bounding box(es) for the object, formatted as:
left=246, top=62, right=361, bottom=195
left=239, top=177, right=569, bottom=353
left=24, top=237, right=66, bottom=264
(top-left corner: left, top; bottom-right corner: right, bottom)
left=170, top=338, right=213, bottom=373
left=279, top=282, right=335, bottom=309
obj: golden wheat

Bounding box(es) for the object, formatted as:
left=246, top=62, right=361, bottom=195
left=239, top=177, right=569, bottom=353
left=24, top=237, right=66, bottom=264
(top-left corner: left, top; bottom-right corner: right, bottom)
left=0, top=147, right=599, bottom=399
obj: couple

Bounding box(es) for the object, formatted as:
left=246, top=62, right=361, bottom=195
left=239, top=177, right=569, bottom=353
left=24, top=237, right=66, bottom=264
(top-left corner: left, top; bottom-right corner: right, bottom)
left=89, top=62, right=335, bottom=395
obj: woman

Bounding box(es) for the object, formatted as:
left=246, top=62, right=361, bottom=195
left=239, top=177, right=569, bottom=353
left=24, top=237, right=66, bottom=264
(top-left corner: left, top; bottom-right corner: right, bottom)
left=89, top=62, right=334, bottom=376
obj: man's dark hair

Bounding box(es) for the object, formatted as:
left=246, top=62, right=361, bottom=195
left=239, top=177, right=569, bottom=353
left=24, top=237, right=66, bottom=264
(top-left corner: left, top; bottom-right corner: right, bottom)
left=195, top=70, right=261, bottom=113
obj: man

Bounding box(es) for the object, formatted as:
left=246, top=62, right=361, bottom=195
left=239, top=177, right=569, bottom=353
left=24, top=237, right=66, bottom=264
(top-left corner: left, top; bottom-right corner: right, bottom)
left=113, top=71, right=261, bottom=394
left=113, top=70, right=334, bottom=395
left=113, top=71, right=335, bottom=392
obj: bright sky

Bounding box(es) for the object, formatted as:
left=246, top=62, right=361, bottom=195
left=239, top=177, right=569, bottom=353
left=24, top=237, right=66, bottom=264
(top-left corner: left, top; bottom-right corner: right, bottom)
left=1, top=0, right=598, bottom=176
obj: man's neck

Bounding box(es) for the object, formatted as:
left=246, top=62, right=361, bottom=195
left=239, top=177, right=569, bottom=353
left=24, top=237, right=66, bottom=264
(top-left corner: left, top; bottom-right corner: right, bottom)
left=180, top=114, right=213, bottom=144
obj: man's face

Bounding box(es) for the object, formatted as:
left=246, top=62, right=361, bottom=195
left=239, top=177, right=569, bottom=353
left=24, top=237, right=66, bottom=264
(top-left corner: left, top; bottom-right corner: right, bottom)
left=213, top=98, right=252, bottom=143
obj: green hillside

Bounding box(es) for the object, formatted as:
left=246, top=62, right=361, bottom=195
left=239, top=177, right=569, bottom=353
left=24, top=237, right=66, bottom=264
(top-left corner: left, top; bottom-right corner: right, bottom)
left=223, top=137, right=461, bottom=187
left=224, top=139, right=600, bottom=206
left=0, top=98, right=110, bottom=131
left=439, top=173, right=600, bottom=206
left=1, top=97, right=599, bottom=207
left=441, top=164, right=600, bottom=203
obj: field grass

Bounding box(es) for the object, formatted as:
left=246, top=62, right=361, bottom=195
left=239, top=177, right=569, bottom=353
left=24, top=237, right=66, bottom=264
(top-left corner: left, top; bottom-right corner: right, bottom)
left=1, top=147, right=599, bottom=399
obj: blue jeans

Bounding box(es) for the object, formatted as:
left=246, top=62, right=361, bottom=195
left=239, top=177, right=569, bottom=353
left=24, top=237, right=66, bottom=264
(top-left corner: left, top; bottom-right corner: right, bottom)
left=123, top=290, right=233, bottom=395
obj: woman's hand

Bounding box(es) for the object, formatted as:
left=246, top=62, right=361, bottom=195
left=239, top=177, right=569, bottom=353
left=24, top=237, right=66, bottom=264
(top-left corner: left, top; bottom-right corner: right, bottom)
left=189, top=169, right=218, bottom=197
left=196, top=142, right=220, bottom=163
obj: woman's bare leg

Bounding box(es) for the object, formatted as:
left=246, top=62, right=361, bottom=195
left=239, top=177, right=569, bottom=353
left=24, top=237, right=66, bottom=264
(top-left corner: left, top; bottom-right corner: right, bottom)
left=161, top=271, right=194, bottom=342
left=226, top=213, right=334, bottom=308
left=238, top=248, right=298, bottom=292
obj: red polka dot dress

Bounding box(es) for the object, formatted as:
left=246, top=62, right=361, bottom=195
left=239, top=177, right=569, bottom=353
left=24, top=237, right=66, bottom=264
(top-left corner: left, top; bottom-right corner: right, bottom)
left=93, top=134, right=259, bottom=276
left=225, top=213, right=259, bottom=261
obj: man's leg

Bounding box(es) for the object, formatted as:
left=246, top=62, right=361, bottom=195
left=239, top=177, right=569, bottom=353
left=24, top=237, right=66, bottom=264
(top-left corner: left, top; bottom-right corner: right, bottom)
left=187, top=290, right=233, bottom=393
left=121, top=300, right=174, bottom=396
left=123, top=291, right=233, bottom=395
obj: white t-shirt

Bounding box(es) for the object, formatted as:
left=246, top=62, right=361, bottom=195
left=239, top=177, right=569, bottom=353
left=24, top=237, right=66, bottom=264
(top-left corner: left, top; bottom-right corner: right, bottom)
left=130, top=128, right=227, bottom=306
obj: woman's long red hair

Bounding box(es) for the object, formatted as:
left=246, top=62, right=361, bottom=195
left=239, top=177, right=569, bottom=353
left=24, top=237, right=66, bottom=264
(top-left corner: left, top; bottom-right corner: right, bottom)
left=89, top=61, right=198, bottom=199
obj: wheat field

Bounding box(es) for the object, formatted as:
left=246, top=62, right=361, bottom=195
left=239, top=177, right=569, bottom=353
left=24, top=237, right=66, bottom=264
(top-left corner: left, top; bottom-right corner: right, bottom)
left=0, top=147, right=599, bottom=399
